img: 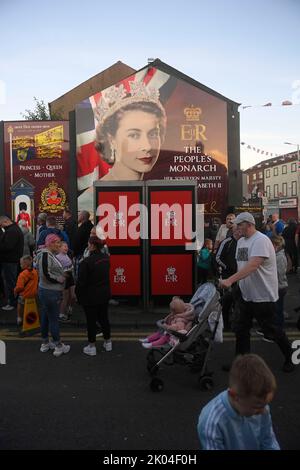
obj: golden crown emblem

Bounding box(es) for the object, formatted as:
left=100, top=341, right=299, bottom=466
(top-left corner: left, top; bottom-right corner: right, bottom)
left=184, top=105, right=202, bottom=121
left=48, top=181, right=59, bottom=192
left=94, top=81, right=164, bottom=124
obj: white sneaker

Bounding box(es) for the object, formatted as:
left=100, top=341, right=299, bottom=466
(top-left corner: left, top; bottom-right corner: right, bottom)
left=103, top=340, right=112, bottom=352
left=109, top=299, right=119, bottom=306
left=83, top=344, right=97, bottom=356
left=53, top=343, right=71, bottom=357
left=2, top=304, right=14, bottom=311
left=255, top=329, right=264, bottom=336
left=96, top=323, right=103, bottom=337
left=142, top=342, right=153, bottom=349
left=59, top=314, right=70, bottom=323
left=40, top=341, right=56, bottom=353
left=139, top=337, right=149, bottom=343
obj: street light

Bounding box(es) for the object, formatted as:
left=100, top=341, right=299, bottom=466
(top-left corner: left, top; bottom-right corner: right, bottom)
left=284, top=142, right=300, bottom=220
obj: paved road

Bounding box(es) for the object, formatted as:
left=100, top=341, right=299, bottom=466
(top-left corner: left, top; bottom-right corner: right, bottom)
left=0, top=329, right=299, bottom=450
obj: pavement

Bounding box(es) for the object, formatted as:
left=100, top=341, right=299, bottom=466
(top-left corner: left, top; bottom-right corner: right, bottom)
left=1, top=273, right=300, bottom=330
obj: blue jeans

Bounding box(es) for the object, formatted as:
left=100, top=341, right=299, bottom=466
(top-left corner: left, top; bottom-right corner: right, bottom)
left=0, top=262, right=18, bottom=307
left=38, top=287, right=62, bottom=343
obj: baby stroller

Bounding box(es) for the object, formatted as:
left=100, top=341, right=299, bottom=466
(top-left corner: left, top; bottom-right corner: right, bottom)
left=146, top=283, right=223, bottom=392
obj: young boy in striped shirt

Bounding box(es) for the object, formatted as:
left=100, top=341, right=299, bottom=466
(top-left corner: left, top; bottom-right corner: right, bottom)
left=197, top=354, right=280, bottom=450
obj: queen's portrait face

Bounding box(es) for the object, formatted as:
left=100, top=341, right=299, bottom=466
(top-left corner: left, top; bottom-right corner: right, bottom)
left=93, top=83, right=167, bottom=182
left=108, top=110, right=161, bottom=179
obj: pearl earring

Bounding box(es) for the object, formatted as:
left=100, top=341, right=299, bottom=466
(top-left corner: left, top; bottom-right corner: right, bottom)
left=110, top=146, right=116, bottom=163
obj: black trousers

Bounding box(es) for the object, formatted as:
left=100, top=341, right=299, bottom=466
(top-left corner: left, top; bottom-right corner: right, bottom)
left=221, top=290, right=235, bottom=328
left=234, top=296, right=292, bottom=361
left=197, top=267, right=209, bottom=284
left=83, top=303, right=110, bottom=343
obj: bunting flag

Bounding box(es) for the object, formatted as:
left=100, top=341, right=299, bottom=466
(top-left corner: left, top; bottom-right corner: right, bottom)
left=240, top=142, right=298, bottom=159
left=240, top=142, right=280, bottom=157
left=240, top=100, right=298, bottom=110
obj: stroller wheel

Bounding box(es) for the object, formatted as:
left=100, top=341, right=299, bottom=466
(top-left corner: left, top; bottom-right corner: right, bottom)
left=198, top=375, right=214, bottom=391
left=150, top=377, right=164, bottom=392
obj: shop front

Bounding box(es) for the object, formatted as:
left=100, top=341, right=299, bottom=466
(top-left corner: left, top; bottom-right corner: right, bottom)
left=279, top=198, right=298, bottom=222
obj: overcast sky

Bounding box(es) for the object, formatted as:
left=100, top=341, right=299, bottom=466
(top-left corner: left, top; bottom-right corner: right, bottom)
left=0, top=0, right=299, bottom=169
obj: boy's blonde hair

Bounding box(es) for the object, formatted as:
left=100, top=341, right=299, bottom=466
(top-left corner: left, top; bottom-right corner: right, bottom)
left=20, top=255, right=33, bottom=265
left=229, top=354, right=276, bottom=399
left=270, top=235, right=285, bottom=249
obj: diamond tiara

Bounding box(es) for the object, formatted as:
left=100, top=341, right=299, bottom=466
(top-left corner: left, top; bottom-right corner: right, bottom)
left=94, top=81, right=164, bottom=124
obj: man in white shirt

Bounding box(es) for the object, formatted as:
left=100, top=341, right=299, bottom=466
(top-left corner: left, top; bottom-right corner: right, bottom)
left=219, top=212, right=295, bottom=373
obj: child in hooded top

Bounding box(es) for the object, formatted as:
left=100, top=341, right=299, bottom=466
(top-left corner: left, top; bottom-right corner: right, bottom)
left=56, top=241, right=75, bottom=322
left=270, top=235, right=288, bottom=329
left=14, top=255, right=38, bottom=326
left=140, top=296, right=195, bottom=349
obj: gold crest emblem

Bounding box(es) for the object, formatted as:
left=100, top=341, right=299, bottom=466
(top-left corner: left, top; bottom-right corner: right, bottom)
left=39, top=181, right=66, bottom=213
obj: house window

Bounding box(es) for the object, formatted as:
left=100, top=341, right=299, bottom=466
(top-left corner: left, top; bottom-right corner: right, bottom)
left=253, top=173, right=256, bottom=180
left=292, top=162, right=296, bottom=172
left=274, top=184, right=279, bottom=197
left=259, top=171, right=263, bottom=179
left=273, top=167, right=278, bottom=176
left=282, top=165, right=287, bottom=174
left=266, top=169, right=270, bottom=178
left=292, top=181, right=297, bottom=196
left=266, top=185, right=271, bottom=197
left=282, top=183, right=287, bottom=196
left=246, top=175, right=249, bottom=185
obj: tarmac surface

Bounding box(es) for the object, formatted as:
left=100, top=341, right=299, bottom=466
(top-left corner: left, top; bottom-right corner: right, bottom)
left=0, top=277, right=300, bottom=451
left=0, top=333, right=299, bottom=450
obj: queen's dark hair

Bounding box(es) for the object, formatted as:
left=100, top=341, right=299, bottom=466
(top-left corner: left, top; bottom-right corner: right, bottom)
left=95, top=101, right=167, bottom=163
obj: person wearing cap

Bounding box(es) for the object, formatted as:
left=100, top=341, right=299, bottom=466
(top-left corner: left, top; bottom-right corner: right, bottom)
left=36, top=234, right=71, bottom=357
left=219, top=212, right=295, bottom=373
left=36, top=215, right=69, bottom=250
left=75, top=236, right=111, bottom=356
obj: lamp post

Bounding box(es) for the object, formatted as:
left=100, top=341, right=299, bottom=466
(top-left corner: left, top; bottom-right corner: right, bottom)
left=284, top=142, right=300, bottom=220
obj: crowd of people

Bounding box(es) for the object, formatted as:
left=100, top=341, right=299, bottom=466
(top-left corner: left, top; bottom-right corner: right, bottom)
left=1, top=208, right=300, bottom=450
left=0, top=209, right=112, bottom=357
left=197, top=211, right=300, bottom=449
left=197, top=212, right=300, bottom=372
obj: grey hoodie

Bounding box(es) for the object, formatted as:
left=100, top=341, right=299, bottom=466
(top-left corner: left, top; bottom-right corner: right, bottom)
left=276, top=248, right=288, bottom=290
left=36, top=249, right=65, bottom=291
